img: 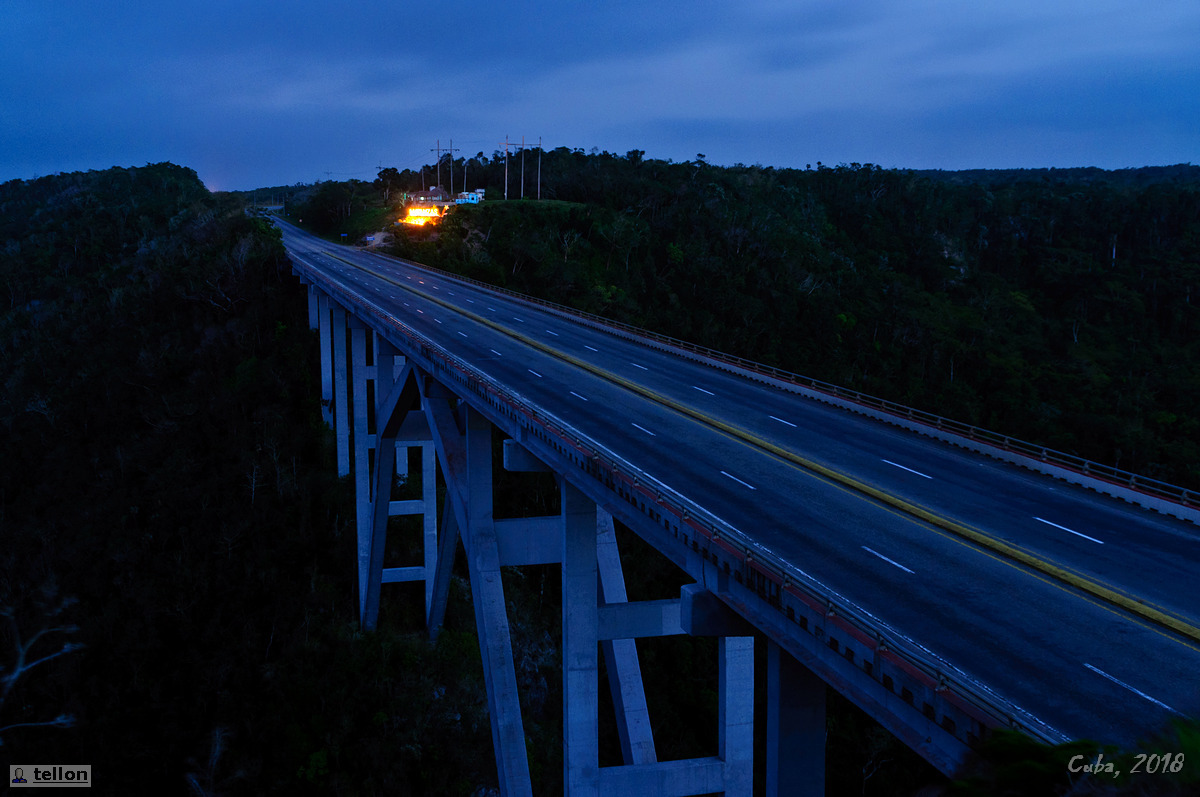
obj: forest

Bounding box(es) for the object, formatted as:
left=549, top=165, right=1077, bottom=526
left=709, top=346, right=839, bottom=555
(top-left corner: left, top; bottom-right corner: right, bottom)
left=299, top=152, right=1200, bottom=492
left=0, top=164, right=523, bottom=794
left=2, top=159, right=1197, bottom=796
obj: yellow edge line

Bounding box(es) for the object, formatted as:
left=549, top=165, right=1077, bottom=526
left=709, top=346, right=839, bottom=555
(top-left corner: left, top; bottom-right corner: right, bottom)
left=325, top=249, right=1200, bottom=646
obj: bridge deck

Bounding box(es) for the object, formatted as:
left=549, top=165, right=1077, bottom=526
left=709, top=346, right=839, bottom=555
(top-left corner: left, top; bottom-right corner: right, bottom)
left=281, top=219, right=1199, bottom=754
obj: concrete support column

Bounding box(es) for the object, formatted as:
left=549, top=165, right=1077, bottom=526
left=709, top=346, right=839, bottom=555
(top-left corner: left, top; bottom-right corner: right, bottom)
left=368, top=337, right=398, bottom=624
left=374, top=335, right=398, bottom=426
left=562, top=481, right=599, bottom=796
left=395, top=443, right=410, bottom=480
left=331, top=303, right=350, bottom=477
left=362, top=363, right=418, bottom=629
left=317, top=292, right=332, bottom=426
left=372, top=332, right=408, bottom=481
left=421, top=442, right=437, bottom=615
left=307, top=285, right=319, bottom=330
left=719, top=636, right=755, bottom=796
left=423, top=394, right=467, bottom=641
left=464, top=408, right=533, bottom=797
left=766, top=640, right=826, bottom=797
left=352, top=322, right=372, bottom=605
left=596, top=509, right=656, bottom=765
left=426, top=495, right=459, bottom=638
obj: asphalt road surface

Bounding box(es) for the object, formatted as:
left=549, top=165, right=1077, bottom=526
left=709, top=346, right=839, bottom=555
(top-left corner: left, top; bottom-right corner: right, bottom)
left=280, top=219, right=1200, bottom=747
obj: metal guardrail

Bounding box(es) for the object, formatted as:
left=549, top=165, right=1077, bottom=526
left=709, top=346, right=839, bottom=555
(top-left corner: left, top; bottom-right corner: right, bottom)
left=361, top=249, right=1198, bottom=513
left=295, top=255, right=1069, bottom=747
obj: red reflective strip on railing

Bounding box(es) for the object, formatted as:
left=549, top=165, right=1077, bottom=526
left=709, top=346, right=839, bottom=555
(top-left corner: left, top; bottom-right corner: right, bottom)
left=828, top=614, right=877, bottom=650
left=876, top=648, right=941, bottom=691
left=783, top=583, right=827, bottom=617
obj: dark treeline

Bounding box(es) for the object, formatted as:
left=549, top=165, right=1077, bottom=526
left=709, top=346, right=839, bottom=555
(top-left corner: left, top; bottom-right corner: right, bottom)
left=368, top=152, right=1200, bottom=490
left=289, top=151, right=1200, bottom=793
left=0, top=164, right=523, bottom=793
left=9, top=158, right=1191, bottom=794
left=3, top=163, right=782, bottom=795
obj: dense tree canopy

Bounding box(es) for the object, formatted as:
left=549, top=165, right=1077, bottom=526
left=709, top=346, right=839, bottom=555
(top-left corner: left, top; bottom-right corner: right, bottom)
left=8, top=157, right=1196, bottom=794
left=375, top=155, right=1200, bottom=490
left=0, top=165, right=507, bottom=793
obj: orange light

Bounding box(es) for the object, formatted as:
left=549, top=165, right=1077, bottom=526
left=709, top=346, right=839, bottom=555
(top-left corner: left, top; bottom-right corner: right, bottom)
left=401, top=205, right=443, bottom=226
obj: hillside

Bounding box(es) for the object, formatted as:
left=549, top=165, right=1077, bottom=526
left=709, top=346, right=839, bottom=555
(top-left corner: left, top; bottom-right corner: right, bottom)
left=0, top=165, right=507, bottom=793
left=7, top=157, right=1194, bottom=794
left=332, top=154, right=1200, bottom=492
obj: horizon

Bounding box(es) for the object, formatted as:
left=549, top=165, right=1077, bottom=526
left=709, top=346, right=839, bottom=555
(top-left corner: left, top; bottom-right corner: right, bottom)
left=3, top=1, right=1197, bottom=191
left=5, top=155, right=1198, bottom=196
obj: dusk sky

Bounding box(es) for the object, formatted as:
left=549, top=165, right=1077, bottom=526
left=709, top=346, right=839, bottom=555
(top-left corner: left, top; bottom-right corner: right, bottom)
left=2, top=1, right=1198, bottom=191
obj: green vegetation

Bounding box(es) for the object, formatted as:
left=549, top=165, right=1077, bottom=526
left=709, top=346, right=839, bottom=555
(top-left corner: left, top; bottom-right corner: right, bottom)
left=0, top=165, right=502, bottom=793
left=949, top=719, right=1200, bottom=796
left=360, top=152, right=1200, bottom=490
left=297, top=150, right=1200, bottom=791
left=6, top=155, right=1197, bottom=794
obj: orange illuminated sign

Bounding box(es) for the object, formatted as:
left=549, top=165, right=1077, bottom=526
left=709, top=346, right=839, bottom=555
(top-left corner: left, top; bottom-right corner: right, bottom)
left=401, top=206, right=443, bottom=226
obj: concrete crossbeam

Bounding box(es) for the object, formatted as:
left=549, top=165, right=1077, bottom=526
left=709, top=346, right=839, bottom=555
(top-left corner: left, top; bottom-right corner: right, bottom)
left=496, top=516, right=562, bottom=566
left=680, top=583, right=755, bottom=637
left=503, top=438, right=552, bottom=472
left=598, top=600, right=682, bottom=640
left=597, top=758, right=726, bottom=795
left=382, top=566, right=425, bottom=583
left=388, top=499, right=424, bottom=516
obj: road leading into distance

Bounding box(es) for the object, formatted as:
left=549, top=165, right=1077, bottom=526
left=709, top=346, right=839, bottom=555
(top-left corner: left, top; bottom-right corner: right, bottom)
left=280, top=219, right=1200, bottom=747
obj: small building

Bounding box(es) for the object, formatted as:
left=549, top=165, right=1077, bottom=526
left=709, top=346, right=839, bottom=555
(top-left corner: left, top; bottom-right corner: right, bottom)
left=399, top=187, right=485, bottom=225
left=409, top=187, right=451, bottom=204
left=399, top=186, right=454, bottom=226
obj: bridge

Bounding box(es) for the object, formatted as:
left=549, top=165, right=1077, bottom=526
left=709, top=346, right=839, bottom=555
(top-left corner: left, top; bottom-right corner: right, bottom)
left=278, top=218, right=1200, bottom=796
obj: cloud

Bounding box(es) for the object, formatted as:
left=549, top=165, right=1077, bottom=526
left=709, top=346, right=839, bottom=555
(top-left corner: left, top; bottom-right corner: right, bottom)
left=0, top=0, right=1196, bottom=186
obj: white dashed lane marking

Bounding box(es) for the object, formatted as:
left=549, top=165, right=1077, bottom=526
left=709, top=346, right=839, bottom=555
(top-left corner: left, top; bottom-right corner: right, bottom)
left=862, top=546, right=915, bottom=574
left=720, top=471, right=756, bottom=490
left=882, top=460, right=932, bottom=479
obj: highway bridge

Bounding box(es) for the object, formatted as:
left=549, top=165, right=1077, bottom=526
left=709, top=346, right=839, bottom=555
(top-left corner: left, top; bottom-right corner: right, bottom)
left=278, top=217, right=1200, bottom=796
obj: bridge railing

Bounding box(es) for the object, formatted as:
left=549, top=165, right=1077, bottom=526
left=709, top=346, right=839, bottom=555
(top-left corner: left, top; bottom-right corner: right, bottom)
left=297, top=257, right=1069, bottom=750
left=366, top=251, right=1199, bottom=514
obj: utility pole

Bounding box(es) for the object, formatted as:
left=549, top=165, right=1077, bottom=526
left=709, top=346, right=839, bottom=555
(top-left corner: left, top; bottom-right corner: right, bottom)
left=520, top=135, right=525, bottom=199
left=447, top=139, right=460, bottom=199
left=500, top=135, right=517, bottom=200
left=538, top=136, right=542, bottom=200
left=431, top=140, right=443, bottom=190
